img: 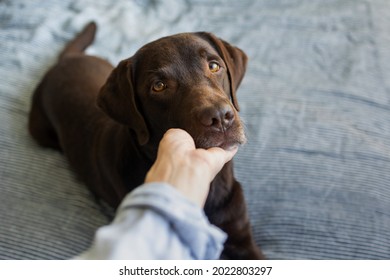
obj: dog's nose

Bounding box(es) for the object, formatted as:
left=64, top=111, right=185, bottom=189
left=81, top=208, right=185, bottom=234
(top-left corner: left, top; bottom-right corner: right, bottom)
left=199, top=104, right=235, bottom=131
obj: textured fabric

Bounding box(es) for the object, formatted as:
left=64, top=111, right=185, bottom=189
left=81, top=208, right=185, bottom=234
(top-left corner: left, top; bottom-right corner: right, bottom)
left=1, top=0, right=390, bottom=259
left=77, top=183, right=226, bottom=260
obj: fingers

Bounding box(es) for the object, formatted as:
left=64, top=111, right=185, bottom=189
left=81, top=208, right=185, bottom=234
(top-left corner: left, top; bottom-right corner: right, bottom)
left=207, top=145, right=238, bottom=162
left=162, top=128, right=239, bottom=160
left=146, top=128, right=240, bottom=206
left=159, top=128, right=195, bottom=152
left=160, top=128, right=238, bottom=175
left=162, top=128, right=193, bottom=144
left=163, top=128, right=192, bottom=139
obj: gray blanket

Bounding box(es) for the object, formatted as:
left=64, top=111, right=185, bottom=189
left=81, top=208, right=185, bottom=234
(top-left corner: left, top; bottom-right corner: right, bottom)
left=1, top=0, right=390, bottom=259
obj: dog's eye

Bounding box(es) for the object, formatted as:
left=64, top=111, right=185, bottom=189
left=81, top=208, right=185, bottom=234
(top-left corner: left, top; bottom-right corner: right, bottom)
left=209, top=61, right=220, bottom=73
left=152, top=81, right=167, bottom=92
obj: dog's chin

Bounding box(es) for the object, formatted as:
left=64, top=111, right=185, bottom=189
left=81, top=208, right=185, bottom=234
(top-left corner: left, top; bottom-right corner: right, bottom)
left=193, top=130, right=246, bottom=150
left=217, top=141, right=241, bottom=151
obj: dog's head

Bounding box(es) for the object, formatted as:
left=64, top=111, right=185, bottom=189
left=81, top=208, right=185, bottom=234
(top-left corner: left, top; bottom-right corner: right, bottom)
left=97, top=32, right=247, bottom=150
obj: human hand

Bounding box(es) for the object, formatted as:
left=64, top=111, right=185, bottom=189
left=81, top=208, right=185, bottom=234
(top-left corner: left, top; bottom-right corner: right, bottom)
left=145, top=128, right=238, bottom=207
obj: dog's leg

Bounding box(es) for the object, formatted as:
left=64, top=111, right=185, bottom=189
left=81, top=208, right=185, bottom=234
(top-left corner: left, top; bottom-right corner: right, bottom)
left=28, top=83, right=61, bottom=151
left=222, top=183, right=265, bottom=259
left=206, top=180, right=265, bottom=260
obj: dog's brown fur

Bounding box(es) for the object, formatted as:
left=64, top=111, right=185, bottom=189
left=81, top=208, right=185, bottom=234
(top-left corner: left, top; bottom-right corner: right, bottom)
left=28, top=22, right=263, bottom=259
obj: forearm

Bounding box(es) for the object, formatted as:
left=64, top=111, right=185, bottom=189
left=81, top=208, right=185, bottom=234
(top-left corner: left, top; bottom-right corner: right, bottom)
left=76, top=183, right=227, bottom=260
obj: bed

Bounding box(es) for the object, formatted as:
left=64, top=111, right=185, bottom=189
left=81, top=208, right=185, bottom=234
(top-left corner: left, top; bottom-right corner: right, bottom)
left=1, top=0, right=390, bottom=259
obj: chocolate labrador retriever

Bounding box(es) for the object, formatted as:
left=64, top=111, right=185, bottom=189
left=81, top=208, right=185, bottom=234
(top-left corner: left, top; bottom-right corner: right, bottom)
left=29, top=22, right=263, bottom=259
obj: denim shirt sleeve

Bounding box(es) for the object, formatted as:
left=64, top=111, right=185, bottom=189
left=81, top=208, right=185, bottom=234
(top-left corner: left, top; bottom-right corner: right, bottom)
left=76, top=182, right=227, bottom=260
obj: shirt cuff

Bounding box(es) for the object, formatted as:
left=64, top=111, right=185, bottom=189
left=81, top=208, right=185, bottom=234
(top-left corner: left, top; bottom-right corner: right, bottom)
left=117, top=182, right=227, bottom=259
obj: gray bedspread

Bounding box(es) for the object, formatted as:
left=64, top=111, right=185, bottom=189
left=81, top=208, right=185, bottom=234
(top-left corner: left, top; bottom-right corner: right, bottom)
left=1, top=0, right=390, bottom=259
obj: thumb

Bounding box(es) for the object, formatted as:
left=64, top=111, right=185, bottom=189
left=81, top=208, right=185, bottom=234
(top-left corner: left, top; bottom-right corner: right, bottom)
left=204, top=146, right=238, bottom=176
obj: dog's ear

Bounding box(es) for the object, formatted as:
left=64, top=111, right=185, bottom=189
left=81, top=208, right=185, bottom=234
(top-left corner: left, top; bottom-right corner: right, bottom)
left=198, top=32, right=248, bottom=111
left=97, top=58, right=149, bottom=145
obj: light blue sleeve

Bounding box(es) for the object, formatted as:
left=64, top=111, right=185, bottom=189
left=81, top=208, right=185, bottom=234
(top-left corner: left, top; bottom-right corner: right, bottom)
left=76, top=182, right=227, bottom=260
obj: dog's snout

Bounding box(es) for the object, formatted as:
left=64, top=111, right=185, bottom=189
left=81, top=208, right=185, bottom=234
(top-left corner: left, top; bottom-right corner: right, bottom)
left=199, top=104, right=235, bottom=131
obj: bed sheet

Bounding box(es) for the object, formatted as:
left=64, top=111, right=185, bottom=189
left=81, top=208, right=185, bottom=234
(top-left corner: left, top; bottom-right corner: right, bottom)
left=1, top=0, right=390, bottom=259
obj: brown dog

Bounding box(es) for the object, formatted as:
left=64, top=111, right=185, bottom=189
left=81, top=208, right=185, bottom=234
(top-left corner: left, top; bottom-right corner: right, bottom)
left=28, top=22, right=263, bottom=259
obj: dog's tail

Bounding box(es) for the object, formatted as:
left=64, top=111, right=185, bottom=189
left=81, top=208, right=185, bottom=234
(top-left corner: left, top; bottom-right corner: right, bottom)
left=59, top=21, right=97, bottom=59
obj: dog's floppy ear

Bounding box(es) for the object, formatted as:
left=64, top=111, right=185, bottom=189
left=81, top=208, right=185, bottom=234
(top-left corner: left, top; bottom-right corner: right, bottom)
left=198, top=32, right=248, bottom=111
left=97, top=58, right=149, bottom=145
